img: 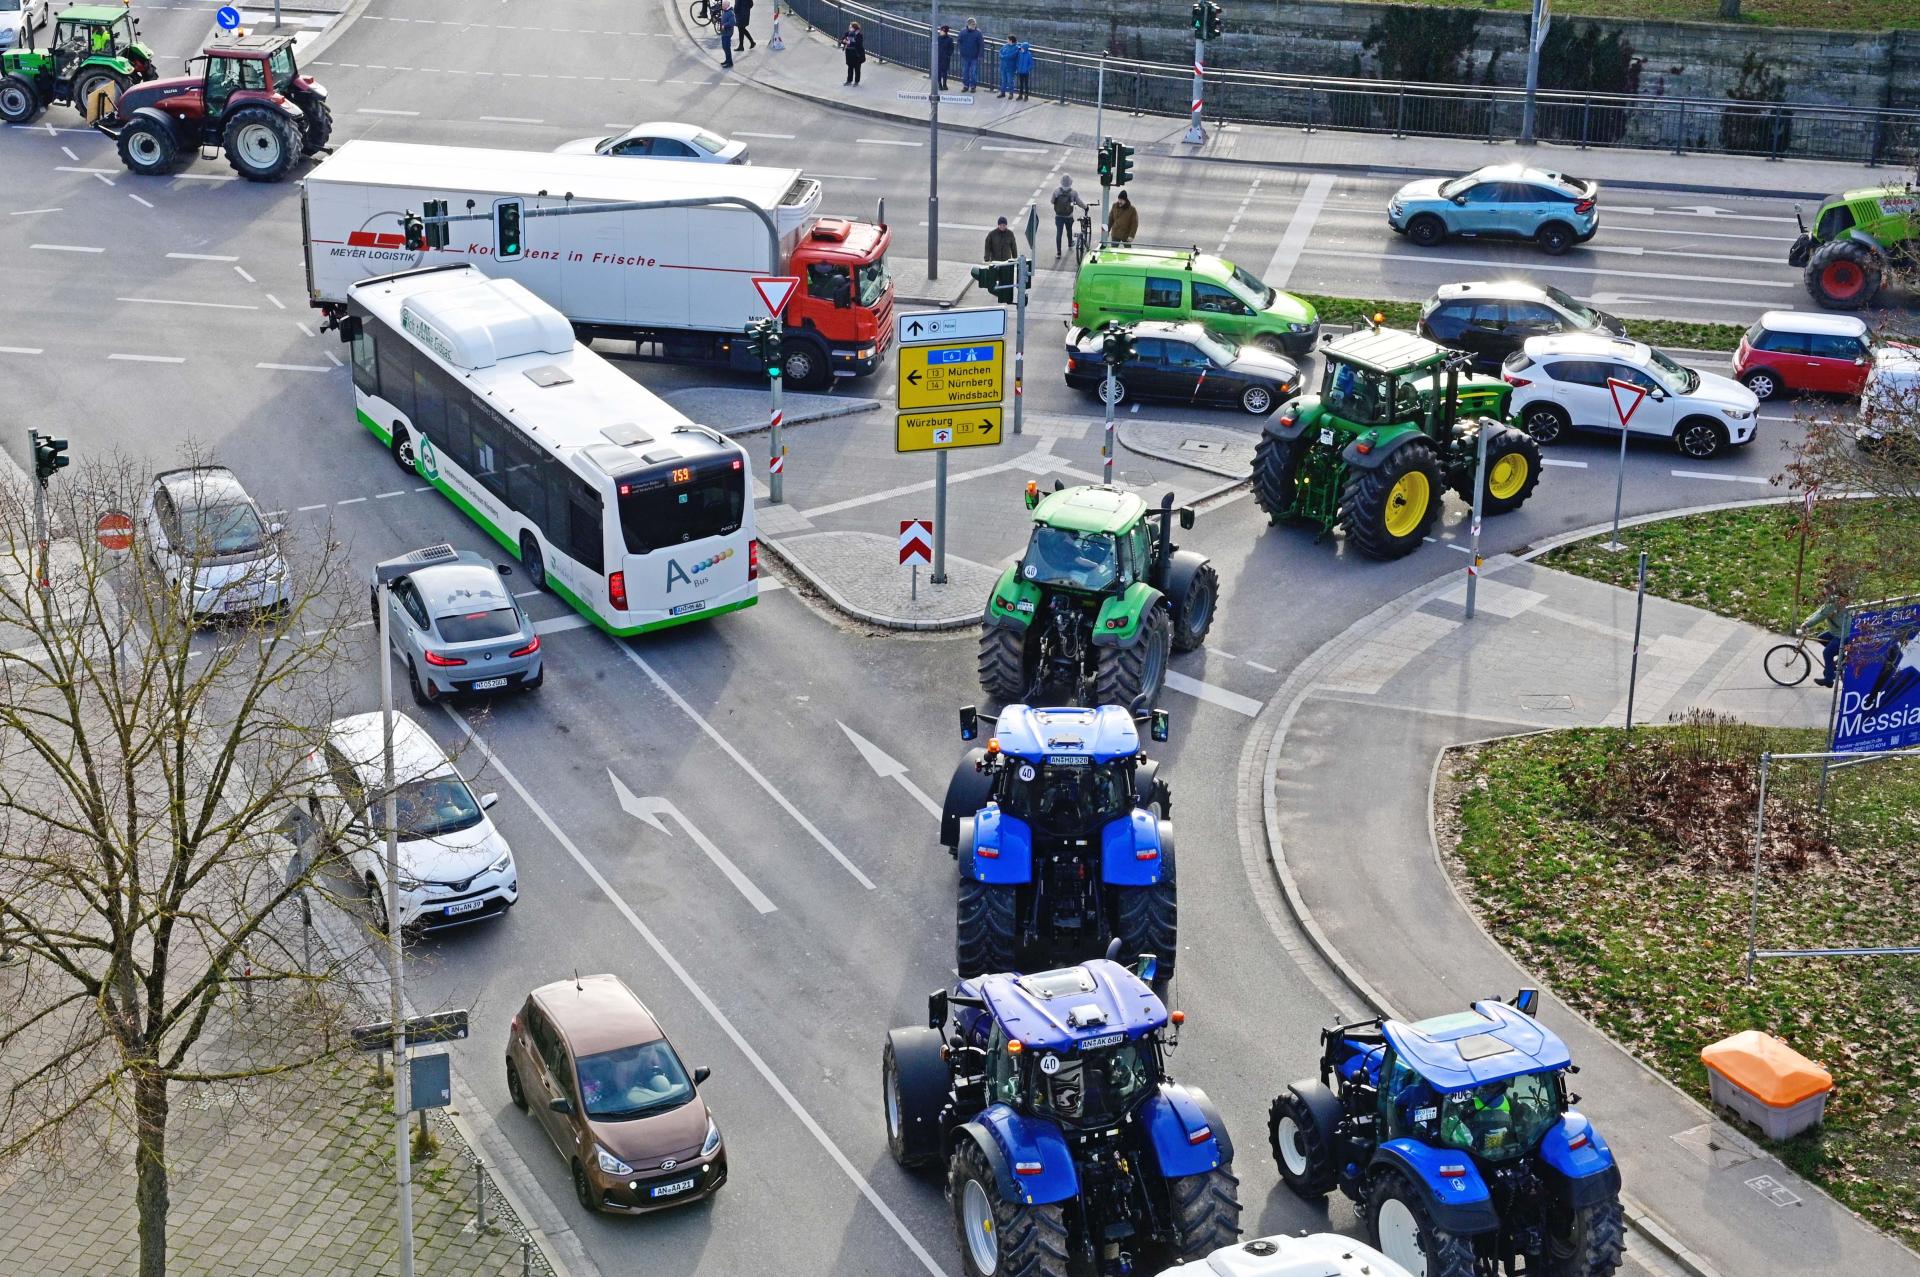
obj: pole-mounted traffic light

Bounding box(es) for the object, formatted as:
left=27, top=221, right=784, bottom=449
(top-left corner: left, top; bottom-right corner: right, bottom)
left=1190, top=0, right=1205, bottom=36
left=493, top=197, right=524, bottom=261
left=971, top=259, right=1018, bottom=305
left=423, top=199, right=449, bottom=251
left=1113, top=141, right=1135, bottom=185
left=1101, top=321, right=1135, bottom=366
left=744, top=317, right=783, bottom=374
left=402, top=211, right=426, bottom=253
left=30, top=431, right=69, bottom=482
left=1097, top=140, right=1115, bottom=188
left=1205, top=1, right=1222, bottom=40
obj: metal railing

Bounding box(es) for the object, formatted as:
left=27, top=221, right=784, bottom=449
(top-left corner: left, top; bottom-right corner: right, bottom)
left=784, top=0, right=1920, bottom=166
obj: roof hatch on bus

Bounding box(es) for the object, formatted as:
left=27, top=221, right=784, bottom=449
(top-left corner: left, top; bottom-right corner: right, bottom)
left=399, top=278, right=572, bottom=371
left=600, top=423, right=657, bottom=448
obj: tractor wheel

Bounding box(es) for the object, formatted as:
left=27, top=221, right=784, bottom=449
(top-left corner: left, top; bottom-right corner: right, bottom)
left=976, top=624, right=1032, bottom=704
left=1459, top=429, right=1542, bottom=516
left=1545, top=1195, right=1626, bottom=1277
left=0, top=74, right=41, bottom=125
left=1370, top=1169, right=1477, bottom=1277
left=117, top=116, right=178, bottom=176
left=882, top=1027, right=949, bottom=1170
left=949, top=1139, right=1070, bottom=1277
left=300, top=99, right=334, bottom=154
left=1267, top=1088, right=1338, bottom=1198
left=1167, top=1164, right=1242, bottom=1261
left=1407, top=214, right=1447, bottom=248
left=1250, top=433, right=1306, bottom=525
left=223, top=106, right=301, bottom=182
left=1805, top=239, right=1883, bottom=310
left=1093, top=605, right=1172, bottom=708
left=71, top=68, right=125, bottom=121
left=940, top=748, right=995, bottom=850
left=1168, top=560, right=1217, bottom=653
left=1112, top=835, right=1176, bottom=981
left=956, top=877, right=1018, bottom=978
left=1342, top=441, right=1443, bottom=561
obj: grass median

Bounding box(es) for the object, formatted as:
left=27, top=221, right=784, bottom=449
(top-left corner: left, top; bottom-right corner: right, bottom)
left=1300, top=293, right=1747, bottom=353
left=1442, top=721, right=1920, bottom=1249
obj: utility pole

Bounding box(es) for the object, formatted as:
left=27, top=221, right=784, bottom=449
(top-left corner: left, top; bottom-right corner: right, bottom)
left=1013, top=251, right=1029, bottom=437
left=375, top=577, right=414, bottom=1277
left=1096, top=54, right=1110, bottom=232
left=1521, top=0, right=1549, bottom=145
left=927, top=0, right=940, bottom=280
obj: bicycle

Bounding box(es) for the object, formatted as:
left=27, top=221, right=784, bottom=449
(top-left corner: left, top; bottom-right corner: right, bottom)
left=689, top=0, right=712, bottom=26
left=1763, top=626, right=1819, bottom=687
left=1072, top=211, right=1093, bottom=265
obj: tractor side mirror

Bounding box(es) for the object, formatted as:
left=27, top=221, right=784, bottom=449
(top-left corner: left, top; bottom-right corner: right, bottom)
left=1178, top=507, right=1195, bottom=531
left=927, top=989, right=950, bottom=1030
left=1149, top=708, right=1169, bottom=743
left=960, top=706, right=979, bottom=741
left=1134, top=953, right=1158, bottom=984
left=1512, top=987, right=1540, bottom=1017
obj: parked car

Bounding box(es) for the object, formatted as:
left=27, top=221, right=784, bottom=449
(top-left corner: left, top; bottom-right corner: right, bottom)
left=373, top=546, right=542, bottom=705
left=1418, top=280, right=1625, bottom=370
left=141, top=465, right=290, bottom=620
left=304, top=711, right=517, bottom=935
left=1064, top=320, right=1300, bottom=414
left=1733, top=311, right=1875, bottom=400
left=505, top=973, right=726, bottom=1214
left=1858, top=343, right=1920, bottom=458
left=0, top=0, right=50, bottom=52
left=554, top=121, right=749, bottom=164
left=1503, top=332, right=1759, bottom=459
left=1072, top=245, right=1319, bottom=355
left=1388, top=164, right=1599, bottom=255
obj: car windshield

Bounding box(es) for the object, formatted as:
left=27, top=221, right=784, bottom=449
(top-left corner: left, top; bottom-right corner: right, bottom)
left=1321, top=360, right=1396, bottom=425
left=1542, top=286, right=1597, bottom=324
left=268, top=44, right=295, bottom=85
left=1021, top=527, right=1119, bottom=592
left=436, top=607, right=522, bottom=643
left=577, top=1039, right=695, bottom=1120
left=1030, top=1043, right=1159, bottom=1126
left=1194, top=330, right=1240, bottom=363
left=998, top=759, right=1132, bottom=829
left=1227, top=263, right=1275, bottom=309
left=184, top=501, right=266, bottom=556
left=857, top=256, right=890, bottom=308
left=1437, top=1071, right=1564, bottom=1163
left=1647, top=346, right=1700, bottom=393
left=388, top=777, right=483, bottom=840
left=618, top=463, right=746, bottom=555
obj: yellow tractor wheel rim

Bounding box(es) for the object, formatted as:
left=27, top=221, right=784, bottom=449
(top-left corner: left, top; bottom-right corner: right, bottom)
left=1487, top=452, right=1528, bottom=500
left=1383, top=470, right=1430, bottom=538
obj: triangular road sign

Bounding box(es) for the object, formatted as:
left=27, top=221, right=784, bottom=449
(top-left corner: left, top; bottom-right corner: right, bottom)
left=752, top=275, right=801, bottom=317
left=1606, top=377, right=1648, bottom=428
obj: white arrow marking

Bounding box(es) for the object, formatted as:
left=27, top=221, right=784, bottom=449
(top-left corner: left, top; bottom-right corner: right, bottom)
left=1586, top=291, right=1780, bottom=311
left=1609, top=205, right=1797, bottom=224
left=608, top=771, right=777, bottom=914
left=837, top=722, right=942, bottom=818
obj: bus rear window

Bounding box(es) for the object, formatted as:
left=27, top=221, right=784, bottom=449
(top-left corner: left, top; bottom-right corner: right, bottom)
left=617, top=464, right=745, bottom=555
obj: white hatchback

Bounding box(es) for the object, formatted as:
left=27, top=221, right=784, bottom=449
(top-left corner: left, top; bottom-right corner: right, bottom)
left=1503, top=332, right=1759, bottom=460
left=305, top=711, right=518, bottom=935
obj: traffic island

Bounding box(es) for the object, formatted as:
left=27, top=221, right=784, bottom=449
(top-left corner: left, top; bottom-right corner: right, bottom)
left=760, top=529, right=999, bottom=628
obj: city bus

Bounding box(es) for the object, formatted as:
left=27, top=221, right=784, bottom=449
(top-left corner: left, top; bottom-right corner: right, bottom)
left=342, top=264, right=756, bottom=635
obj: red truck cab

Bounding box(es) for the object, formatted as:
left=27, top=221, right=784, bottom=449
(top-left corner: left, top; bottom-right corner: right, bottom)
left=787, top=216, right=892, bottom=380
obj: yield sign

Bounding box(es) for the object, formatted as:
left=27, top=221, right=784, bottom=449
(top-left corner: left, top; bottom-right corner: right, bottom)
left=899, top=519, right=933, bottom=567
left=1606, top=377, right=1648, bottom=428
left=752, top=275, right=801, bottom=317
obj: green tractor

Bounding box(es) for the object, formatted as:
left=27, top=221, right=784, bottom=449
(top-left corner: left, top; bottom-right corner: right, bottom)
left=1789, top=183, right=1920, bottom=310
left=979, top=484, right=1217, bottom=708
left=1251, top=326, right=1542, bottom=561
left=0, top=5, right=157, bottom=125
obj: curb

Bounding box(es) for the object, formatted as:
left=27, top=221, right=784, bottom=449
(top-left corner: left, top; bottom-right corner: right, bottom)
left=712, top=396, right=882, bottom=438
left=1515, top=492, right=1799, bottom=564
left=1114, top=421, right=1251, bottom=479
left=757, top=531, right=980, bottom=630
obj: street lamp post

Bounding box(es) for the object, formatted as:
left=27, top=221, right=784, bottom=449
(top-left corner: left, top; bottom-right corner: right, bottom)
left=374, top=570, right=413, bottom=1277
left=927, top=0, right=940, bottom=280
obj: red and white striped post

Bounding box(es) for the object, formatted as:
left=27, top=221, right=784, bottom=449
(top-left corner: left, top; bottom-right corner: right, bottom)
left=1184, top=41, right=1207, bottom=144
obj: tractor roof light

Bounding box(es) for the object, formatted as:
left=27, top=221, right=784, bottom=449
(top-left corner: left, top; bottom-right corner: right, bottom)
left=1169, top=1010, right=1186, bottom=1025
left=1371, top=312, right=1386, bottom=329
left=986, top=738, right=1001, bottom=755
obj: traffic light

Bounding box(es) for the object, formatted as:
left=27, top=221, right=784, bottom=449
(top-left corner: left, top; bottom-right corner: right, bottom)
left=1113, top=141, right=1135, bottom=185
left=1097, top=140, right=1114, bottom=188
left=744, top=317, right=783, bottom=374
left=493, top=197, right=524, bottom=261
left=1190, top=0, right=1204, bottom=35
left=1205, top=1, right=1222, bottom=39
left=423, top=198, right=449, bottom=251
left=30, top=431, right=68, bottom=482
left=1101, top=322, right=1135, bottom=366
left=402, top=210, right=425, bottom=253
left=971, top=259, right=1017, bottom=305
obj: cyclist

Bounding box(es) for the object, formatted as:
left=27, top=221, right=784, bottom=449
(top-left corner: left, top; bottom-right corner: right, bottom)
left=1804, top=597, right=1843, bottom=687
left=1051, top=175, right=1088, bottom=260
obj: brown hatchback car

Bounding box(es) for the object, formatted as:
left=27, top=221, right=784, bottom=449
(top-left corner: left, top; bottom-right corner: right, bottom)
left=505, top=974, right=726, bottom=1213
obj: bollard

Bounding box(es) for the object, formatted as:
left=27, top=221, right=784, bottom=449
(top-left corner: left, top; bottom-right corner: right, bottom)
left=768, top=5, right=783, bottom=50
left=474, top=1159, right=488, bottom=1233
left=521, top=1237, right=534, bottom=1277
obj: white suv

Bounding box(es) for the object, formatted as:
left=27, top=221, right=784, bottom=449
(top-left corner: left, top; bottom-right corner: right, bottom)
left=1503, top=333, right=1759, bottom=459
left=305, top=711, right=518, bottom=935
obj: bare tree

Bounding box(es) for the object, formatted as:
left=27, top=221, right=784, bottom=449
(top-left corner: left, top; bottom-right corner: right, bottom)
left=0, top=452, right=373, bottom=1277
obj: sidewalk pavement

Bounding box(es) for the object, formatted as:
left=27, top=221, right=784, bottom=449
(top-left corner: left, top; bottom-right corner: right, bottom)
left=1257, top=545, right=1920, bottom=1277
left=726, top=12, right=1888, bottom=198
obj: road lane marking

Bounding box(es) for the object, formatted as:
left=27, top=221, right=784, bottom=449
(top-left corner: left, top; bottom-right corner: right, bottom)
left=807, top=173, right=876, bottom=182
left=92, top=173, right=115, bottom=186
left=255, top=362, right=332, bottom=372
left=296, top=503, right=327, bottom=512
left=108, top=354, right=185, bottom=363
left=1542, top=458, right=1589, bottom=468
left=234, top=266, right=256, bottom=284
left=610, top=775, right=778, bottom=914
left=296, top=322, right=316, bottom=338
left=0, top=347, right=45, bottom=356
left=60, top=145, right=77, bottom=161
left=32, top=243, right=103, bottom=253
left=127, top=193, right=154, bottom=208
left=918, top=221, right=996, bottom=231
left=1164, top=672, right=1262, bottom=717
left=856, top=137, right=921, bottom=146
left=54, top=166, right=114, bottom=174
left=170, top=173, right=236, bottom=181
left=356, top=107, right=420, bottom=116
left=1610, top=205, right=1796, bottom=224
left=117, top=296, right=258, bottom=310
left=1246, top=659, right=1279, bottom=674
left=1300, top=247, right=1794, bottom=291
left=733, top=131, right=795, bottom=138
left=168, top=252, right=239, bottom=262
left=9, top=208, right=62, bottom=215
left=374, top=489, right=405, bottom=498
left=1263, top=172, right=1334, bottom=289
left=1614, top=226, right=1791, bottom=244
left=533, top=613, right=592, bottom=634
left=981, top=144, right=1046, bottom=153
left=325, top=350, right=343, bottom=367
left=336, top=496, right=367, bottom=505
left=801, top=442, right=1058, bottom=520
left=480, top=115, right=544, bottom=123
left=1587, top=243, right=1779, bottom=265
left=837, top=722, right=942, bottom=818
left=442, top=716, right=943, bottom=1277
left=265, top=294, right=286, bottom=310
left=1671, top=469, right=1771, bottom=485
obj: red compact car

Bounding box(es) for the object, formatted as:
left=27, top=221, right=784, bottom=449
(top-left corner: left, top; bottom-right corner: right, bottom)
left=1734, top=311, right=1873, bottom=400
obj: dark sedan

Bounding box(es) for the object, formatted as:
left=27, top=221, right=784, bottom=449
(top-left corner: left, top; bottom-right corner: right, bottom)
left=1064, top=321, right=1300, bottom=416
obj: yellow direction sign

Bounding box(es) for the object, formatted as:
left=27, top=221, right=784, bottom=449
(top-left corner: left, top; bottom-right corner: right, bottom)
left=898, top=340, right=1004, bottom=409
left=896, top=407, right=1004, bottom=453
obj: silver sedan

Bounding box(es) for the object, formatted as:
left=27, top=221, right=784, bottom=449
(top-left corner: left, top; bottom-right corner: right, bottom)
left=373, top=547, right=543, bottom=704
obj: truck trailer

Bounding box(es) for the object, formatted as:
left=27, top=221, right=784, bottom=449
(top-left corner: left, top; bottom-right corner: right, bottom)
left=301, top=140, right=893, bottom=388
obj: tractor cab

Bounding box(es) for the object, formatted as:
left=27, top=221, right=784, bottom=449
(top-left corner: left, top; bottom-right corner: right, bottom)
left=1373, top=1002, right=1573, bottom=1164
left=52, top=9, right=132, bottom=68
left=0, top=4, right=155, bottom=124
left=968, top=704, right=1150, bottom=835
left=1316, top=327, right=1510, bottom=437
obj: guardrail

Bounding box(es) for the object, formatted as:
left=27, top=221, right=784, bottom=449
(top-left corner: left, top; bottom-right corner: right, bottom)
left=782, top=0, right=1920, bottom=166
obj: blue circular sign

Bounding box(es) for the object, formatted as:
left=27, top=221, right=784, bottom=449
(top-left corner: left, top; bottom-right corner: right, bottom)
left=215, top=6, right=241, bottom=29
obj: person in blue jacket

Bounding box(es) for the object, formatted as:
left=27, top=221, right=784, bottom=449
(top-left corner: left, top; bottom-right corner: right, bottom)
left=958, top=19, right=984, bottom=93
left=996, top=35, right=1018, bottom=98
left=1015, top=39, right=1034, bottom=100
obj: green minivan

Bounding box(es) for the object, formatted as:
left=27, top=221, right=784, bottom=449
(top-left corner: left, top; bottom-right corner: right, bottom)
left=1071, top=246, right=1320, bottom=355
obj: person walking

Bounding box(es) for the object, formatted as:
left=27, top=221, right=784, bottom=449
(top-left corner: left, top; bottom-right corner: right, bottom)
left=734, top=0, right=757, bottom=50
left=1015, top=38, right=1033, bottom=100
left=958, top=19, right=984, bottom=93
left=841, top=21, right=866, bottom=85
left=996, top=35, right=1017, bottom=98
left=936, top=25, right=956, bottom=90
left=984, top=215, right=1018, bottom=262
left=717, top=0, right=736, bottom=68
left=1108, top=189, right=1139, bottom=245
left=1050, top=174, right=1088, bottom=258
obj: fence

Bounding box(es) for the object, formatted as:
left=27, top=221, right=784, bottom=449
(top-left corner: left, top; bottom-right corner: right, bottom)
left=782, top=0, right=1920, bottom=166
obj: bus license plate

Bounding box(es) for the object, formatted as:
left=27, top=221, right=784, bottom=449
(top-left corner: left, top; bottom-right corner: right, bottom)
left=649, top=1177, right=697, bottom=1198
left=472, top=677, right=509, bottom=690
left=444, top=899, right=485, bottom=917
left=670, top=600, right=706, bottom=617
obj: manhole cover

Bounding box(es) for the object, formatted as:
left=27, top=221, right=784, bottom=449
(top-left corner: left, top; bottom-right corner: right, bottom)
left=1517, top=693, right=1573, bottom=711
left=1180, top=439, right=1225, bottom=454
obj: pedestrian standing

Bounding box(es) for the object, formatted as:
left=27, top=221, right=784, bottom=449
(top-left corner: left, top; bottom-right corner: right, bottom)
left=996, top=35, right=1017, bottom=98
left=984, top=215, right=1018, bottom=262
left=1015, top=38, right=1033, bottom=100
left=735, top=0, right=757, bottom=50
left=1050, top=174, right=1087, bottom=257
left=718, top=0, right=736, bottom=68
left=958, top=19, right=984, bottom=93
left=936, top=25, right=956, bottom=90
left=842, top=21, right=865, bottom=85
left=1108, top=189, right=1139, bottom=245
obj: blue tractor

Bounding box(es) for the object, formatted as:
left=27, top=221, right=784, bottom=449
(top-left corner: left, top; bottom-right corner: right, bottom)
left=1267, top=991, right=1624, bottom=1277
left=940, top=703, right=1176, bottom=982
left=883, top=953, right=1241, bottom=1277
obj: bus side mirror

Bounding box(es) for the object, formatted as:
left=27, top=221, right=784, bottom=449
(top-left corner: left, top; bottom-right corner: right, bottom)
left=1149, top=709, right=1169, bottom=743
left=337, top=315, right=362, bottom=345
left=960, top=706, right=979, bottom=741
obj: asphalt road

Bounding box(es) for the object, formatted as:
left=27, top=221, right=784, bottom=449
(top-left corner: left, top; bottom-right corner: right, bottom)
left=0, top=1, right=1875, bottom=1274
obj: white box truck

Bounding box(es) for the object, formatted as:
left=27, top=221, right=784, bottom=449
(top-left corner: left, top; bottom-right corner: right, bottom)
left=301, top=140, right=893, bottom=388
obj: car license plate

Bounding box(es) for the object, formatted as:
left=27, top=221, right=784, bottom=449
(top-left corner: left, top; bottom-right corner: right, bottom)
left=443, top=899, right=485, bottom=917
left=472, top=677, right=509, bottom=690
left=670, top=600, right=706, bottom=617
left=1080, top=1032, right=1125, bottom=1050
left=1318, top=428, right=1336, bottom=445
left=649, top=1177, right=697, bottom=1198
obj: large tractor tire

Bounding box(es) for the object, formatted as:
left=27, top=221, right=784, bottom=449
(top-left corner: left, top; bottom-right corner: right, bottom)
left=1370, top=1169, right=1477, bottom=1277
left=1113, top=835, right=1176, bottom=981
left=299, top=99, right=334, bottom=154
left=223, top=106, right=301, bottom=182
left=1267, top=1086, right=1338, bottom=1198
left=71, top=68, right=126, bottom=122
left=1342, top=440, right=1442, bottom=561
left=976, top=624, right=1032, bottom=704
left=1456, top=429, right=1542, bottom=516
left=1093, top=606, right=1171, bottom=708
left=1167, top=558, right=1218, bottom=653
left=1168, top=1165, right=1242, bottom=1260
left=1546, top=1196, right=1626, bottom=1277
left=950, top=1139, right=1070, bottom=1277
left=1250, top=433, right=1305, bottom=524
left=940, top=748, right=994, bottom=850
left=956, top=877, right=1018, bottom=978
left=0, top=74, right=42, bottom=125
left=117, top=116, right=178, bottom=176
left=1805, top=239, right=1883, bottom=310
left=882, top=1027, right=949, bottom=1170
